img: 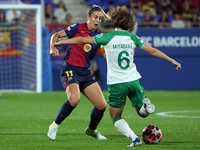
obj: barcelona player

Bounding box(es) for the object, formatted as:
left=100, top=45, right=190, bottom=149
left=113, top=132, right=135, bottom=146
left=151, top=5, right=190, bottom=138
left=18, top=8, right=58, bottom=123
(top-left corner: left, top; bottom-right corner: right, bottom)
left=47, top=5, right=110, bottom=140
left=53, top=6, right=181, bottom=147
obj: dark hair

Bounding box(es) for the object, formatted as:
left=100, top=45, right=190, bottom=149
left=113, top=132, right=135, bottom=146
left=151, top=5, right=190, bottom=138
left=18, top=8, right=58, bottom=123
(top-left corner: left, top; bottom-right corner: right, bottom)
left=109, top=1, right=114, bottom=5
left=87, top=5, right=102, bottom=16
left=56, top=1, right=67, bottom=12
left=87, top=5, right=111, bottom=21
left=111, top=6, right=135, bottom=30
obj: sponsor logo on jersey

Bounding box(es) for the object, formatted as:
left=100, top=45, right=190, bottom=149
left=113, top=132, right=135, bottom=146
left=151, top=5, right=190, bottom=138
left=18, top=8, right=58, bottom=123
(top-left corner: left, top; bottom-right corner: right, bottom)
left=81, top=31, right=86, bottom=33
left=84, top=44, right=92, bottom=52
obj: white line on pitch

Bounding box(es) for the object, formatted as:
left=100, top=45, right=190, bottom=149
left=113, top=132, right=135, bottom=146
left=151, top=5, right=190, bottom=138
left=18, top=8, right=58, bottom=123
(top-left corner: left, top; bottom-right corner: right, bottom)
left=156, top=110, right=200, bottom=118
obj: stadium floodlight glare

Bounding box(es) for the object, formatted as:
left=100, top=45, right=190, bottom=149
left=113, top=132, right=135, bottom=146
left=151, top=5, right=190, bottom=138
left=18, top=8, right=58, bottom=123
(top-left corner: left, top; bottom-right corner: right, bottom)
left=0, top=4, right=42, bottom=93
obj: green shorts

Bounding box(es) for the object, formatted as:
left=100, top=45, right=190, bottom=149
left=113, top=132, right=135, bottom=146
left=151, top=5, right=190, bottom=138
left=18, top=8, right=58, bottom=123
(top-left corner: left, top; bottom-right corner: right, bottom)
left=107, top=79, right=145, bottom=107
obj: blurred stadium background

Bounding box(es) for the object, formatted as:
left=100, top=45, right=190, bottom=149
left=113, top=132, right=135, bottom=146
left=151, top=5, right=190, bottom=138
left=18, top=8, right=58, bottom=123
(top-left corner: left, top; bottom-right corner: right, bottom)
left=0, top=1, right=199, bottom=149
left=0, top=0, right=200, bottom=92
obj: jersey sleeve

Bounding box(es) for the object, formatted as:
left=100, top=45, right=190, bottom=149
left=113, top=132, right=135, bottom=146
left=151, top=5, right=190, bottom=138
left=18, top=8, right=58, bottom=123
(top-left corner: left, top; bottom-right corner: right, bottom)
left=93, top=33, right=109, bottom=45
left=132, top=35, right=146, bottom=49
left=64, top=23, right=79, bottom=38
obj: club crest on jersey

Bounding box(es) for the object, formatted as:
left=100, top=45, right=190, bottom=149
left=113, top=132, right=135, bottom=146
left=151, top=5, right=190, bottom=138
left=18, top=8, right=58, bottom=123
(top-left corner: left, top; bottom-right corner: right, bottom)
left=68, top=77, right=73, bottom=81
left=84, top=44, right=92, bottom=52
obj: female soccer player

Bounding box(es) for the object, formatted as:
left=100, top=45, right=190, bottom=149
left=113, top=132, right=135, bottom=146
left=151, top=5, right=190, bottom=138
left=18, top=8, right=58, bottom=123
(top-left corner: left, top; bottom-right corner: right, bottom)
left=47, top=5, right=110, bottom=141
left=53, top=6, right=181, bottom=147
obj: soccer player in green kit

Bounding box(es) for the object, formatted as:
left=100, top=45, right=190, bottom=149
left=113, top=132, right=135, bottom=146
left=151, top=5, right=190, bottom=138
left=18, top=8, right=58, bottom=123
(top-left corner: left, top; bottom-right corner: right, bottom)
left=54, top=6, right=181, bottom=147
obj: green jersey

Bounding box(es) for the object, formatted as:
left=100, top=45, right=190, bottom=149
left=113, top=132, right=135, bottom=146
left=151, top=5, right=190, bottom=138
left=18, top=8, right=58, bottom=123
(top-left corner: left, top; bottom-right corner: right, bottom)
left=93, top=30, right=145, bottom=85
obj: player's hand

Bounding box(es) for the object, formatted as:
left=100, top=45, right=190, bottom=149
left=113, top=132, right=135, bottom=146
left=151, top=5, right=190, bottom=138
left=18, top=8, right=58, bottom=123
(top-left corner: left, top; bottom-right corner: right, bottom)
left=50, top=46, right=59, bottom=57
left=172, top=60, right=181, bottom=70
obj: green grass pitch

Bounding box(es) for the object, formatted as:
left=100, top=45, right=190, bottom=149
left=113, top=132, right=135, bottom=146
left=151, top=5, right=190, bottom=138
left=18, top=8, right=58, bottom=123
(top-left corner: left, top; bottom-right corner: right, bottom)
left=0, top=90, right=200, bottom=150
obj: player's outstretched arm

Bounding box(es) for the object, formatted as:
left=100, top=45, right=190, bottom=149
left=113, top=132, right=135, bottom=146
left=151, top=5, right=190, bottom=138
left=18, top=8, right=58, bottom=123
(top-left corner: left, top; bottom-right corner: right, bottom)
left=54, top=37, right=95, bottom=46
left=50, top=30, right=67, bottom=57
left=142, top=44, right=181, bottom=70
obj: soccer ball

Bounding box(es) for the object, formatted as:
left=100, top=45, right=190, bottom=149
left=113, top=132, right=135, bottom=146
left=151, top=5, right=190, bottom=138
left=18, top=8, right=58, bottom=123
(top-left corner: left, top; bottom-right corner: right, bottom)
left=141, top=125, right=162, bottom=144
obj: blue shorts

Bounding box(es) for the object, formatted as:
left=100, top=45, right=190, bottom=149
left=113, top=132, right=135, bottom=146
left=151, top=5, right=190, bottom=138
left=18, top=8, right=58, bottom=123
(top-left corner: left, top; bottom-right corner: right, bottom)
left=60, top=63, right=96, bottom=90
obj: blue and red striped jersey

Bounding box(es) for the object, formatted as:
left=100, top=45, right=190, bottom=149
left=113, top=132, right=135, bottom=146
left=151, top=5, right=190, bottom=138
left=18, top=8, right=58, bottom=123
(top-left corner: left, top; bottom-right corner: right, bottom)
left=64, top=23, right=101, bottom=68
